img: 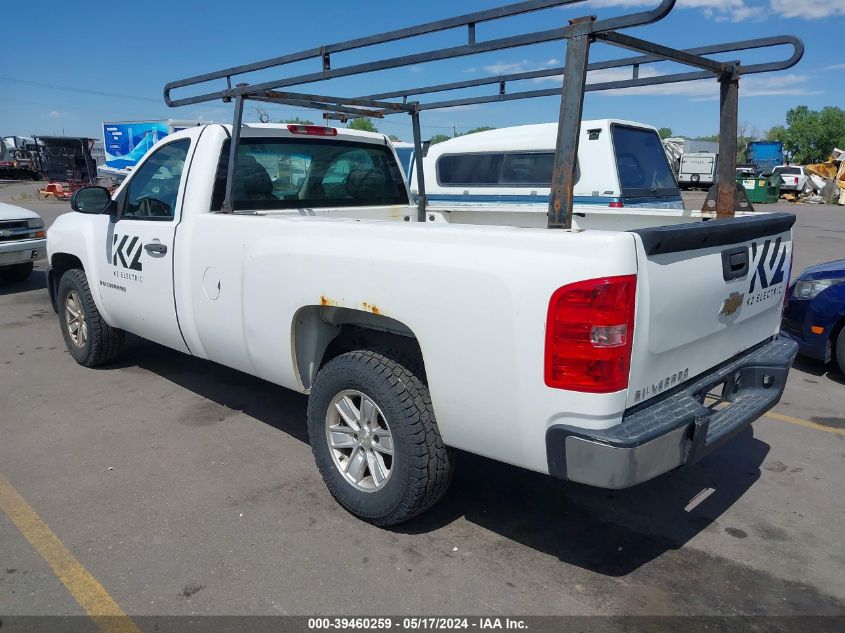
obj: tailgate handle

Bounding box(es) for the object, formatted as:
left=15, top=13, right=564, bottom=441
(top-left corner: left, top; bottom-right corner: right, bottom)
left=721, top=246, right=748, bottom=281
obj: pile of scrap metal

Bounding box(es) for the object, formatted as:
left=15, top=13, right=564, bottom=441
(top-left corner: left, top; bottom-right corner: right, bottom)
left=802, top=148, right=845, bottom=205
left=0, top=136, right=42, bottom=180
left=35, top=136, right=98, bottom=199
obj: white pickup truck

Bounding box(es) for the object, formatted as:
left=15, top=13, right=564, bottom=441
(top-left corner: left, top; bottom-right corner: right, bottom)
left=47, top=123, right=798, bottom=525
left=0, top=202, right=47, bottom=282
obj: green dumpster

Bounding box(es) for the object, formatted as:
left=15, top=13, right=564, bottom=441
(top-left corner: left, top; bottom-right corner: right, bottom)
left=737, top=173, right=780, bottom=204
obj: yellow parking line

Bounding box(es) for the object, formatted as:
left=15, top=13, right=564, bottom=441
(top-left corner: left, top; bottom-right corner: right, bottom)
left=765, top=411, right=845, bottom=436
left=0, top=473, right=141, bottom=633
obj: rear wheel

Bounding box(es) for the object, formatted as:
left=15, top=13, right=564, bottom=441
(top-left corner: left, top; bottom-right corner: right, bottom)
left=0, top=262, right=33, bottom=282
left=307, top=350, right=454, bottom=526
left=57, top=269, right=124, bottom=367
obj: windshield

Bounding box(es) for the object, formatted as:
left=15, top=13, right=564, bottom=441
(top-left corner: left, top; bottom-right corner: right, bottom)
left=611, top=125, right=679, bottom=198
left=211, top=137, right=409, bottom=211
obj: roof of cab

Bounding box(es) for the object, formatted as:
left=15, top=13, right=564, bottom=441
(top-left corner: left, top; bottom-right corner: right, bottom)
left=166, top=122, right=388, bottom=145
left=424, top=120, right=658, bottom=156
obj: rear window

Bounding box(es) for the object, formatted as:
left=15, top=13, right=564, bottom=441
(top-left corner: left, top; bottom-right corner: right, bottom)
left=611, top=125, right=679, bottom=198
left=437, top=152, right=556, bottom=187
left=211, top=137, right=409, bottom=211
left=774, top=166, right=800, bottom=175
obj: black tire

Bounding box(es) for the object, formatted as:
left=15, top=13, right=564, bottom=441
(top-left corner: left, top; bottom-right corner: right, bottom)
left=307, top=350, right=454, bottom=526
left=836, top=327, right=845, bottom=376
left=57, top=269, right=124, bottom=367
left=0, top=262, right=34, bottom=282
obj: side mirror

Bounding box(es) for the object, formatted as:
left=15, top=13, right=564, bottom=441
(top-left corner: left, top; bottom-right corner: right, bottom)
left=71, top=186, right=112, bottom=214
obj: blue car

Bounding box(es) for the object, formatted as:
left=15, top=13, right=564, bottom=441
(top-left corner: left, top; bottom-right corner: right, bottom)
left=781, top=259, right=845, bottom=374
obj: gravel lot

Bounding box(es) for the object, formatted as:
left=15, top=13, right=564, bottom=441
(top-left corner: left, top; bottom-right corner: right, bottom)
left=1, top=180, right=843, bottom=620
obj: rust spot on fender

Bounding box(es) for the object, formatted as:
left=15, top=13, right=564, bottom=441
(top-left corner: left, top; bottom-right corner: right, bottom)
left=362, top=302, right=381, bottom=315
left=320, top=295, right=336, bottom=306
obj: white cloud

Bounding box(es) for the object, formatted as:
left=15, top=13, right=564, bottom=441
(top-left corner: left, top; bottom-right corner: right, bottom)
left=483, top=58, right=562, bottom=75
left=824, top=63, right=845, bottom=71
left=585, top=0, right=843, bottom=21
left=585, top=0, right=763, bottom=22
left=48, top=111, right=65, bottom=119
left=768, top=0, right=845, bottom=19
left=594, top=71, right=821, bottom=99
left=483, top=60, right=534, bottom=74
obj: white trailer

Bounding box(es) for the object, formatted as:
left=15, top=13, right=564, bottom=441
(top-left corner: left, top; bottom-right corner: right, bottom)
left=678, top=152, right=718, bottom=188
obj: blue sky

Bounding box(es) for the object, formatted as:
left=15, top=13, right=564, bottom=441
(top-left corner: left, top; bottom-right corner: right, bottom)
left=1, top=0, right=842, bottom=142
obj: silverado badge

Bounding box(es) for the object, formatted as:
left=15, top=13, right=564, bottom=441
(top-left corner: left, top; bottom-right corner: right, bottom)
left=720, top=291, right=744, bottom=317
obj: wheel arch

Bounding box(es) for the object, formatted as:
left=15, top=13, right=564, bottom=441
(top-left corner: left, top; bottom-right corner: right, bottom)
left=292, top=305, right=424, bottom=391
left=48, top=252, right=85, bottom=313
left=830, top=312, right=845, bottom=365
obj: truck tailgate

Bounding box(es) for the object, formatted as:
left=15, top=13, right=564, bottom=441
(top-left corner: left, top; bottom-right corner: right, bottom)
left=627, top=212, right=795, bottom=407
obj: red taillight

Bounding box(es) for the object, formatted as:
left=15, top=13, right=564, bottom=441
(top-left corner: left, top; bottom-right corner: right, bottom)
left=287, top=124, right=338, bottom=136
left=608, top=201, right=624, bottom=208
left=544, top=275, right=637, bottom=393
left=793, top=177, right=799, bottom=184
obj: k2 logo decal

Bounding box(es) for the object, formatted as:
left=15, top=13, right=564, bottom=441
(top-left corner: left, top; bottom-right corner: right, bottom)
left=112, top=234, right=143, bottom=271
left=748, top=237, right=786, bottom=293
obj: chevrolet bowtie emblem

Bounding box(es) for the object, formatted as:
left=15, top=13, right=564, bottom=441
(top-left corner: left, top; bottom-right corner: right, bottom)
left=720, top=291, right=744, bottom=317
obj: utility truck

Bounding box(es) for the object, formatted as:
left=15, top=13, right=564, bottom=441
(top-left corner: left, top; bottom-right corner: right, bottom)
left=46, top=0, right=803, bottom=525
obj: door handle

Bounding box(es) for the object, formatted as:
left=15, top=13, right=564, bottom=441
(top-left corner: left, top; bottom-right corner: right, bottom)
left=144, top=241, right=168, bottom=255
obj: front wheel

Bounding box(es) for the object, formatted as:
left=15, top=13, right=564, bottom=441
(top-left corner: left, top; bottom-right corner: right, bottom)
left=307, top=350, right=454, bottom=526
left=57, top=269, right=124, bottom=367
left=836, top=328, right=845, bottom=376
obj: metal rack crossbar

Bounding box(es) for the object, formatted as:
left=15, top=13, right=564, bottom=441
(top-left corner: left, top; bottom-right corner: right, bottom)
left=163, top=0, right=803, bottom=226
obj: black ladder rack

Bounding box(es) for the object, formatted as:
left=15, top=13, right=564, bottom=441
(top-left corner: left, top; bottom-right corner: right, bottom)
left=163, top=0, right=803, bottom=226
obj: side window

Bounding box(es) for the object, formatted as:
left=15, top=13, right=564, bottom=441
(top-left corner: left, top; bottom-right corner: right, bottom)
left=500, top=153, right=554, bottom=185
left=122, top=140, right=190, bottom=220
left=437, top=154, right=502, bottom=186
left=436, top=152, right=565, bottom=187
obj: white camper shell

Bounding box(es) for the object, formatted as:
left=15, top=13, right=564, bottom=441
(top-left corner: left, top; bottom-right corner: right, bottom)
left=409, top=121, right=684, bottom=213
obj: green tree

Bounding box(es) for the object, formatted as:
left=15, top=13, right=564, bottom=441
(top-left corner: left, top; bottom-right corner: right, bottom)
left=388, top=134, right=401, bottom=142
left=463, top=126, right=496, bottom=135
left=779, top=105, right=845, bottom=164
left=347, top=117, right=379, bottom=133
left=658, top=127, right=673, bottom=139
left=429, top=134, right=452, bottom=145
left=283, top=116, right=315, bottom=125
left=765, top=125, right=786, bottom=142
